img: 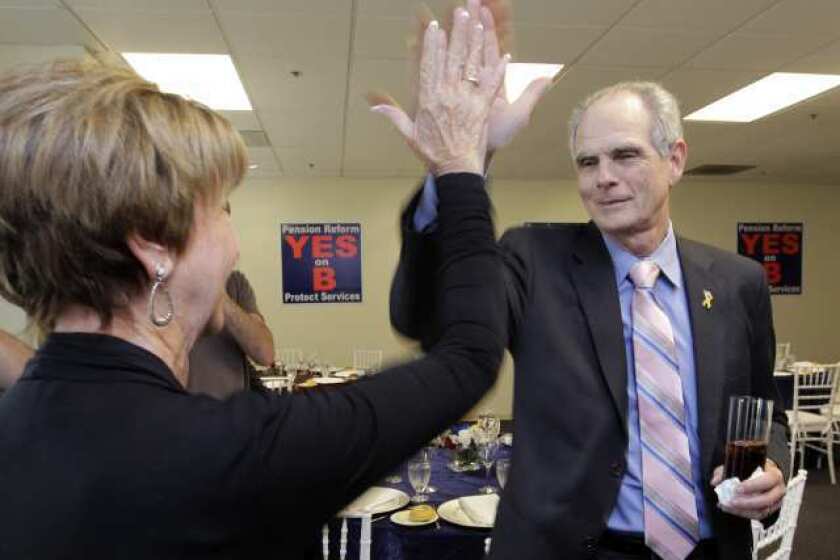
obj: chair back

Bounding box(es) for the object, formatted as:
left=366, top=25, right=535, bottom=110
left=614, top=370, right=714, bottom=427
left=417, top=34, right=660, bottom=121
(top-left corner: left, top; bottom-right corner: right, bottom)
left=353, top=349, right=383, bottom=372
left=322, top=513, right=371, bottom=560
left=751, top=470, right=808, bottom=560
left=789, top=363, right=840, bottom=426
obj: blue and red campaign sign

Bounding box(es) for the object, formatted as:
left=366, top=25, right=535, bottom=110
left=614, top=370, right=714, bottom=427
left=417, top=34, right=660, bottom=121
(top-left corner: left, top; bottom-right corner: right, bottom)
left=281, top=223, right=362, bottom=304
left=737, top=222, right=803, bottom=295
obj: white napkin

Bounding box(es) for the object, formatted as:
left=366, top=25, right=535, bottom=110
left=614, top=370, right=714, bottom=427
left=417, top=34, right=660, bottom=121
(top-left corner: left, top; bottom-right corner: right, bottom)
left=343, top=487, right=400, bottom=514
left=458, top=494, right=499, bottom=526
left=714, top=467, right=764, bottom=507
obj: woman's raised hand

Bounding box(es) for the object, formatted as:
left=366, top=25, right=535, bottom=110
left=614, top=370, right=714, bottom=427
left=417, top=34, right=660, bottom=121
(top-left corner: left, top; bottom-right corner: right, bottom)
left=371, top=7, right=508, bottom=177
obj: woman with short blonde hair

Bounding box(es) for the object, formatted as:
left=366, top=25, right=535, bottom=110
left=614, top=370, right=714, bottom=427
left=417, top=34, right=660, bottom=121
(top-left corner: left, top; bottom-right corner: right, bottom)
left=0, top=9, right=509, bottom=557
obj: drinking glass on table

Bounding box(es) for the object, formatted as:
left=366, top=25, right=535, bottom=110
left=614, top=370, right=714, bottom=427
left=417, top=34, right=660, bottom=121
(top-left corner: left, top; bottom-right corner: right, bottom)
left=723, top=396, right=773, bottom=481
left=407, top=452, right=432, bottom=503
left=477, top=435, right=499, bottom=494
left=478, top=413, right=501, bottom=440
left=495, top=457, right=510, bottom=490
left=285, top=368, right=298, bottom=393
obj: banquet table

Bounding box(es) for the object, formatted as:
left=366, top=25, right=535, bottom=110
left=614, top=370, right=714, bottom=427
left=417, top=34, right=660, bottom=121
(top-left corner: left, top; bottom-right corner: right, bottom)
left=318, top=445, right=512, bottom=560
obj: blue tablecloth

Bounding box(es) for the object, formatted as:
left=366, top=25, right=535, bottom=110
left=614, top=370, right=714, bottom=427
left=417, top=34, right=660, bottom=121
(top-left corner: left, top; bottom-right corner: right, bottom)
left=320, top=445, right=512, bottom=560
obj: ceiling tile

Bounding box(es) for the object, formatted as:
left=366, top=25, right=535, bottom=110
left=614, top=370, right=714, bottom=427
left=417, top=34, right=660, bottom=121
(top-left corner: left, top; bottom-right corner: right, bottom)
left=0, top=0, right=58, bottom=7
left=234, top=55, right=347, bottom=113
left=622, top=0, right=776, bottom=32
left=353, top=16, right=412, bottom=60
left=260, top=104, right=345, bottom=148
left=0, top=6, right=96, bottom=46
left=686, top=32, right=837, bottom=71
left=275, top=145, right=342, bottom=177
left=211, top=0, right=347, bottom=16
left=356, top=0, right=465, bottom=19
left=741, top=0, right=840, bottom=37
left=76, top=9, right=226, bottom=52
left=497, top=0, right=638, bottom=27
left=220, top=110, right=262, bottom=130
left=0, top=44, right=88, bottom=74
left=783, top=39, right=840, bottom=74
left=357, top=0, right=636, bottom=26
left=579, top=26, right=719, bottom=68
left=65, top=0, right=208, bottom=12
left=216, top=10, right=349, bottom=63
left=512, top=24, right=606, bottom=63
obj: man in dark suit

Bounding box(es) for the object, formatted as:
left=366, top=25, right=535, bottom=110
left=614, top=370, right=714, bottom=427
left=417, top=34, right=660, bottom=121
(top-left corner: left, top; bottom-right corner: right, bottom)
left=390, top=82, right=789, bottom=559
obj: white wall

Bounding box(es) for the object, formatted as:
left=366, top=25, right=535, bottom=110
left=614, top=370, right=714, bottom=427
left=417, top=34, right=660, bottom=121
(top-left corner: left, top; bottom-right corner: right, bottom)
left=2, top=176, right=837, bottom=417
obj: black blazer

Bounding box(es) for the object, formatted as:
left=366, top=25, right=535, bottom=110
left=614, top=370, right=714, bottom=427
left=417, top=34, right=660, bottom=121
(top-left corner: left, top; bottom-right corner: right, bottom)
left=390, top=198, right=790, bottom=560
left=0, top=174, right=506, bottom=559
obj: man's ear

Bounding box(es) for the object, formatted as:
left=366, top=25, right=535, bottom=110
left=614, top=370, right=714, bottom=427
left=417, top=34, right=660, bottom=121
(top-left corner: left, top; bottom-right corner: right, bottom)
left=669, top=138, right=688, bottom=184
left=126, top=234, right=175, bottom=282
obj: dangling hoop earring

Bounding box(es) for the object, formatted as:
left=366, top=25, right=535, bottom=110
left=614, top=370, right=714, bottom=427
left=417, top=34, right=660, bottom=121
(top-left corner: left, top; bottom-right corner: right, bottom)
left=148, top=263, right=174, bottom=327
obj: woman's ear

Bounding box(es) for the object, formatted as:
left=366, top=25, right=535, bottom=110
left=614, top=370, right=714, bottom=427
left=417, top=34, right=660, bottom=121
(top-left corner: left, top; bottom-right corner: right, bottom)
left=126, top=234, right=175, bottom=282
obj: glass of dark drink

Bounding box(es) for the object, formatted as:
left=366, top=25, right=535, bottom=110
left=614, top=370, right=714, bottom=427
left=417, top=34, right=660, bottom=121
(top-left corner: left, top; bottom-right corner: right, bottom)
left=724, top=396, right=773, bottom=480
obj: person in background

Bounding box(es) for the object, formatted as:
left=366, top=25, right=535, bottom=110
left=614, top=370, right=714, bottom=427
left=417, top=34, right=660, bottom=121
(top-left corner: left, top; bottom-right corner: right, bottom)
left=0, top=328, right=33, bottom=390
left=188, top=206, right=275, bottom=399
left=0, top=6, right=507, bottom=557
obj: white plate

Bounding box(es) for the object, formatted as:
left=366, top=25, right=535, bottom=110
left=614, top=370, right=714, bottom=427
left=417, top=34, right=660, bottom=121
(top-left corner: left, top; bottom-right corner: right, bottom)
left=333, top=368, right=364, bottom=378
left=438, top=497, right=496, bottom=529
left=390, top=508, right=439, bottom=527
left=313, top=377, right=346, bottom=385
left=340, top=487, right=410, bottom=516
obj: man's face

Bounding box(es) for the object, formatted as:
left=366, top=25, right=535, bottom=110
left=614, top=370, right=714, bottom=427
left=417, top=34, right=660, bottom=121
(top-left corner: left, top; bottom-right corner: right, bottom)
left=573, top=92, right=685, bottom=242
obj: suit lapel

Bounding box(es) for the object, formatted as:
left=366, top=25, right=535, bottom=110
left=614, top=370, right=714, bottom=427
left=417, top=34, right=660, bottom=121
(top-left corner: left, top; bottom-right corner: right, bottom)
left=677, top=238, right=725, bottom=476
left=570, top=223, right=628, bottom=428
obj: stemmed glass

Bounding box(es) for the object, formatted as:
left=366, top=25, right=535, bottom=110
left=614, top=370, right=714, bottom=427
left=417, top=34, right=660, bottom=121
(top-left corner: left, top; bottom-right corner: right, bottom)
left=477, top=433, right=499, bottom=494
left=478, top=413, right=501, bottom=440
left=495, top=457, right=510, bottom=490
left=407, top=451, right=432, bottom=503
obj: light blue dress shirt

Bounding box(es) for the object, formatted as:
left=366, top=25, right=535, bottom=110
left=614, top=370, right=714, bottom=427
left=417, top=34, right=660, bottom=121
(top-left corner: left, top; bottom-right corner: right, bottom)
left=602, top=225, right=712, bottom=538
left=414, top=177, right=712, bottom=537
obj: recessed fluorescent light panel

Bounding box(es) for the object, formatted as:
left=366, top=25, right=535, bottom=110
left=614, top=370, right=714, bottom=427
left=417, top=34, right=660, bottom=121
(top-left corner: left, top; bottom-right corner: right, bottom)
left=684, top=72, right=840, bottom=123
left=505, top=63, right=564, bottom=102
left=122, top=53, right=252, bottom=111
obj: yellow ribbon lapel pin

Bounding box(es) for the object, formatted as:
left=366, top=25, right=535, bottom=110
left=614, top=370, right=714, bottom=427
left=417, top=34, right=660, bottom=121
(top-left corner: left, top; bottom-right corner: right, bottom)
left=702, top=289, right=714, bottom=310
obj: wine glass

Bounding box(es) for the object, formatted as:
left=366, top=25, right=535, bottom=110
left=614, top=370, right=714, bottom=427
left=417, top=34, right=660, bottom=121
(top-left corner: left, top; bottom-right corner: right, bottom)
left=421, top=446, right=437, bottom=493
left=478, top=413, right=501, bottom=439
left=407, top=453, right=432, bottom=503
left=495, top=457, right=510, bottom=489
left=285, top=368, right=298, bottom=393
left=477, top=435, right=499, bottom=494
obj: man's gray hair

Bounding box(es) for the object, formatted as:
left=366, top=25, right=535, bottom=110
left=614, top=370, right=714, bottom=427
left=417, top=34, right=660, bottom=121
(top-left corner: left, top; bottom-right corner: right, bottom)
left=568, top=81, right=683, bottom=158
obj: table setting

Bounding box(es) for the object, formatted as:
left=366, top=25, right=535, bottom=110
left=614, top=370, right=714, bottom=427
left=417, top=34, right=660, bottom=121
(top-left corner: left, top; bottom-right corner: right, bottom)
left=259, top=363, right=368, bottom=393
left=326, top=415, right=513, bottom=560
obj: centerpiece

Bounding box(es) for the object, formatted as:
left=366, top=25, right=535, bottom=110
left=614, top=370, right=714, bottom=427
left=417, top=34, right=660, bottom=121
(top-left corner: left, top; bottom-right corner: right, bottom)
left=433, top=423, right=481, bottom=472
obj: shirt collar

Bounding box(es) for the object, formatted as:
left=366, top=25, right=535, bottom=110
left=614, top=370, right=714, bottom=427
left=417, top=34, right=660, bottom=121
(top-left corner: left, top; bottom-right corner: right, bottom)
left=601, top=221, right=682, bottom=289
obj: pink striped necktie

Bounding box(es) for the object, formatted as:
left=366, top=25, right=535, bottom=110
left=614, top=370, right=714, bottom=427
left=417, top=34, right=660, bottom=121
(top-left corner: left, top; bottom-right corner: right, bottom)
left=629, top=260, right=699, bottom=560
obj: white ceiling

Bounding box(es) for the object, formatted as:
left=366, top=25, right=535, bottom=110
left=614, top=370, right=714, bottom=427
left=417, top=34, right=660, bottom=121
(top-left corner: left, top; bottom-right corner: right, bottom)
left=3, top=0, right=840, bottom=184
